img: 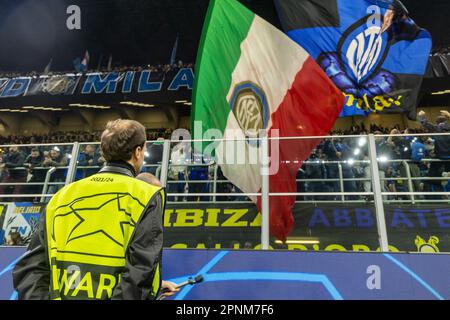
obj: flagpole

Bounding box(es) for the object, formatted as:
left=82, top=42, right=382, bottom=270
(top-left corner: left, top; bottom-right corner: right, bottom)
left=261, top=134, right=270, bottom=250
left=107, top=54, right=113, bottom=71
left=170, top=33, right=179, bottom=65
left=97, top=54, right=103, bottom=71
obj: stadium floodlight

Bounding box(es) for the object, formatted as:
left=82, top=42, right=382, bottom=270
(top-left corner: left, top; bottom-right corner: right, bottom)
left=121, top=101, right=154, bottom=108
left=358, top=137, right=367, bottom=147
left=378, top=156, right=389, bottom=163
left=22, top=106, right=35, bottom=109
left=184, top=102, right=192, bottom=106
left=347, top=158, right=355, bottom=165
left=353, top=148, right=360, bottom=156
left=275, top=237, right=320, bottom=245
left=175, top=100, right=188, bottom=103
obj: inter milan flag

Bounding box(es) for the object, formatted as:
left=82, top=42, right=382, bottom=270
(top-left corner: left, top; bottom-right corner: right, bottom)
left=274, top=0, right=432, bottom=119
left=193, top=0, right=344, bottom=240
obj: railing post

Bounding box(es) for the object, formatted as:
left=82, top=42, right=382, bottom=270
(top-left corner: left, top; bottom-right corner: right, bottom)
left=40, top=167, right=56, bottom=203
left=65, top=142, right=80, bottom=185
left=338, top=163, right=345, bottom=202
left=261, top=135, right=270, bottom=250
left=368, top=134, right=389, bottom=252
left=403, top=160, right=415, bottom=204
left=213, top=163, right=218, bottom=203
left=160, top=140, right=171, bottom=188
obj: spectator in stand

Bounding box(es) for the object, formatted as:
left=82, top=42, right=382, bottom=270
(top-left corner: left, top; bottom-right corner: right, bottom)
left=386, top=128, right=414, bottom=192
left=323, top=137, right=357, bottom=199
left=405, top=129, right=427, bottom=193
left=303, top=149, right=327, bottom=200
left=23, top=148, right=45, bottom=201
left=146, top=138, right=165, bottom=175
left=385, top=165, right=408, bottom=200
left=168, top=142, right=189, bottom=202
left=43, top=147, right=68, bottom=196
left=323, top=138, right=342, bottom=198
left=0, top=146, right=27, bottom=201
left=76, top=144, right=102, bottom=179
left=417, top=110, right=450, bottom=198
left=188, top=153, right=210, bottom=202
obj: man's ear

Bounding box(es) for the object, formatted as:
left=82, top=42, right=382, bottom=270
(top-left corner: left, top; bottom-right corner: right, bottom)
left=133, top=146, right=141, bottom=160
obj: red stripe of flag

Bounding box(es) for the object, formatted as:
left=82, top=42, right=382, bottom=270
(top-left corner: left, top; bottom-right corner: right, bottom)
left=257, top=57, right=345, bottom=242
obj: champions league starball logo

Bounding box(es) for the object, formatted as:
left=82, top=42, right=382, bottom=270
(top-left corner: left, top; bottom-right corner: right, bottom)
left=229, top=82, right=269, bottom=140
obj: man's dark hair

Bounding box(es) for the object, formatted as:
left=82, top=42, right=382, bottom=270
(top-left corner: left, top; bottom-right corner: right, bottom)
left=100, top=119, right=146, bottom=162
left=31, top=147, right=39, bottom=153
left=436, top=116, right=447, bottom=125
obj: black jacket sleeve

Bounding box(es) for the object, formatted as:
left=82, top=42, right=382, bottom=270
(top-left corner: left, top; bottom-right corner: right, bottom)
left=5, top=152, right=25, bottom=168
left=111, top=190, right=165, bottom=300
left=12, top=212, right=51, bottom=300
left=418, top=116, right=441, bottom=133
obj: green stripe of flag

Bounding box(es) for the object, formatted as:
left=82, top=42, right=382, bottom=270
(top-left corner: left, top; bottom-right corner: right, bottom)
left=192, top=0, right=255, bottom=139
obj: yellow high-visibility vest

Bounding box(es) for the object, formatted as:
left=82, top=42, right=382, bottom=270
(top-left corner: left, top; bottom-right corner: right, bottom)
left=45, top=172, right=163, bottom=300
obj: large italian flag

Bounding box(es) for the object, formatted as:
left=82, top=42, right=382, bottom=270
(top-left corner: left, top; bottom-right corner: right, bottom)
left=192, top=0, right=345, bottom=241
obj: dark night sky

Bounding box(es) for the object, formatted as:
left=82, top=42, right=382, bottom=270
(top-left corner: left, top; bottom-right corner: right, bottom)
left=0, top=0, right=448, bottom=72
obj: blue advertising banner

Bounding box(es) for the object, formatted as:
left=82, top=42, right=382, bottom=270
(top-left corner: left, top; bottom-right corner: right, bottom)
left=274, top=0, right=432, bottom=119
left=0, top=68, right=194, bottom=98
left=2, top=202, right=449, bottom=252
left=0, top=248, right=449, bottom=300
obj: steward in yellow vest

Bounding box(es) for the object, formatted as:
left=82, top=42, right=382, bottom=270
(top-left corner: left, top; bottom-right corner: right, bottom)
left=13, top=119, right=176, bottom=300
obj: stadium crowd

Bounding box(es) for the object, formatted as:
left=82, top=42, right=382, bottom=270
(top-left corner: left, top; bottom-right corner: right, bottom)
left=0, top=128, right=173, bottom=145
left=0, top=111, right=449, bottom=202
left=300, top=111, right=450, bottom=200
left=0, top=61, right=194, bottom=79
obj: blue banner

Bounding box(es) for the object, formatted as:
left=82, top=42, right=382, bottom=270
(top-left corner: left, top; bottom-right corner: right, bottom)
left=0, top=68, right=194, bottom=98
left=274, top=0, right=432, bottom=119
left=2, top=202, right=449, bottom=252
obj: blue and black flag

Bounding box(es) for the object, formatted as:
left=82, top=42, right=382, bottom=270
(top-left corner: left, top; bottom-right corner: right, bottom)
left=274, top=0, right=432, bottom=119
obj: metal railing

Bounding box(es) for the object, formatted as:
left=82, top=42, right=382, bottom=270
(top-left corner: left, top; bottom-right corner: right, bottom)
left=0, top=134, right=449, bottom=251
